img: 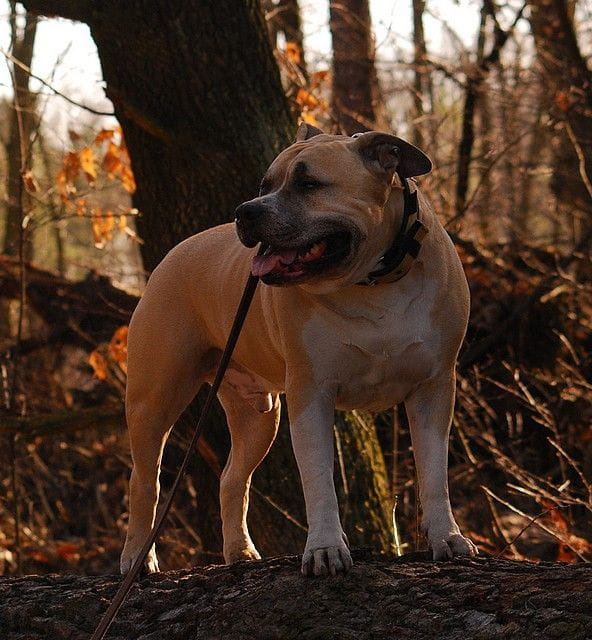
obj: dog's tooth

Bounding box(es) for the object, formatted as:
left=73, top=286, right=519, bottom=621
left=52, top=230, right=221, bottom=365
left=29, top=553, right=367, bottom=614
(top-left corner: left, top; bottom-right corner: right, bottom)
left=310, top=242, right=324, bottom=257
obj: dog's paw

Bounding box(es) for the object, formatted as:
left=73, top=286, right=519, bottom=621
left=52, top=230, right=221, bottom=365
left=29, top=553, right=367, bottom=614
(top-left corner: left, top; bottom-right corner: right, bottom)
left=302, top=534, right=353, bottom=577
left=120, top=543, right=160, bottom=575
left=430, top=532, right=478, bottom=560
left=224, top=544, right=261, bottom=564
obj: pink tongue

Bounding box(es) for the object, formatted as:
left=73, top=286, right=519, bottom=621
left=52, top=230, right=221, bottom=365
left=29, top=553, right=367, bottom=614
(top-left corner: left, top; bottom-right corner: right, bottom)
left=252, top=249, right=298, bottom=277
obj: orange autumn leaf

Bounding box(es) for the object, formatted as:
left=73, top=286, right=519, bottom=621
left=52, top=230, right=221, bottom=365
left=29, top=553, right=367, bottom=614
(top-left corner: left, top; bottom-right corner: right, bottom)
left=63, top=151, right=80, bottom=182
left=541, top=500, right=568, bottom=533
left=91, top=207, right=103, bottom=246
left=79, top=146, right=97, bottom=182
left=118, top=129, right=128, bottom=154
left=22, top=170, right=38, bottom=193
left=91, top=208, right=115, bottom=247
left=310, top=69, right=330, bottom=89
left=301, top=111, right=319, bottom=126
left=57, top=542, right=80, bottom=562
left=556, top=544, right=576, bottom=563
left=120, top=165, right=136, bottom=193
left=296, top=88, right=319, bottom=110
left=554, top=90, right=570, bottom=113
left=55, top=168, right=76, bottom=203
left=102, top=142, right=122, bottom=177
left=94, top=129, right=115, bottom=144
left=29, top=551, right=49, bottom=564
left=108, top=325, right=128, bottom=373
left=285, top=41, right=301, bottom=64
left=89, top=350, right=109, bottom=380
left=75, top=198, right=87, bottom=217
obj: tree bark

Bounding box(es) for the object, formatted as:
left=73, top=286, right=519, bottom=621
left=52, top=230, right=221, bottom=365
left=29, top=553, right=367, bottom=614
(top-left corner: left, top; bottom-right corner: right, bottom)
left=2, top=5, right=37, bottom=259
left=329, top=0, right=387, bottom=134
left=527, top=0, right=592, bottom=226
left=88, top=0, right=296, bottom=272
left=2, top=554, right=592, bottom=639
left=411, top=0, right=428, bottom=149
left=21, top=0, right=394, bottom=561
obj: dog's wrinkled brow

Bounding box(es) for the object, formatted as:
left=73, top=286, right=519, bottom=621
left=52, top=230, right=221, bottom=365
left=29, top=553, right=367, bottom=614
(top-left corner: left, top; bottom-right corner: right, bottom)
left=260, top=159, right=308, bottom=194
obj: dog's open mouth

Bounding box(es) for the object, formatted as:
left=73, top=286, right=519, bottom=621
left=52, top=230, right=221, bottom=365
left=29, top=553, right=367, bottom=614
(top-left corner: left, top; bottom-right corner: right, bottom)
left=251, top=231, right=352, bottom=284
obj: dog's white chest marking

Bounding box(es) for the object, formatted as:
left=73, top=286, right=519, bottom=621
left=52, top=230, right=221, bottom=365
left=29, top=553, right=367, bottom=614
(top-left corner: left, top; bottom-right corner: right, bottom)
left=301, top=298, right=437, bottom=411
left=337, top=336, right=434, bottom=410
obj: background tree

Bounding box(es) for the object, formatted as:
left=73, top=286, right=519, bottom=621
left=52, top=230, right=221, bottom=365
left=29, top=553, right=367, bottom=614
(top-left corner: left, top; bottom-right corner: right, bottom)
left=527, top=0, right=592, bottom=239
left=3, top=3, right=37, bottom=260
left=454, top=0, right=524, bottom=219
left=329, top=0, right=387, bottom=134
left=411, top=0, right=430, bottom=149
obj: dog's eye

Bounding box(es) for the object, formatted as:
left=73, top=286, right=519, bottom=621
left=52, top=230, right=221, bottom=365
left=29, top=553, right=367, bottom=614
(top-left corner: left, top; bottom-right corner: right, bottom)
left=297, top=178, right=323, bottom=190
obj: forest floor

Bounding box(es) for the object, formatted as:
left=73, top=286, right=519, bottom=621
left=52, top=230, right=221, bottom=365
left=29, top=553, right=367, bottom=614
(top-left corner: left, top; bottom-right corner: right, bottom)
left=1, top=551, right=592, bottom=640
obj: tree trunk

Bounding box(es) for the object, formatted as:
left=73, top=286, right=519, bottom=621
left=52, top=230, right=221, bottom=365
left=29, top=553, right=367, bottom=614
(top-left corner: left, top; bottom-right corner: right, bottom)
left=329, top=0, right=387, bottom=134
left=23, top=0, right=394, bottom=562
left=411, top=0, right=428, bottom=149
left=527, top=0, right=592, bottom=228
left=2, top=4, right=37, bottom=259
left=454, top=4, right=488, bottom=219
left=3, top=554, right=592, bottom=639
left=455, top=1, right=523, bottom=219
left=264, top=0, right=307, bottom=80
left=88, top=0, right=296, bottom=272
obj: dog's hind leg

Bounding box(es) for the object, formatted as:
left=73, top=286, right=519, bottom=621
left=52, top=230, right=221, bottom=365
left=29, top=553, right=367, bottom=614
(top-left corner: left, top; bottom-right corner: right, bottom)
left=120, top=299, right=205, bottom=574
left=217, top=383, right=280, bottom=563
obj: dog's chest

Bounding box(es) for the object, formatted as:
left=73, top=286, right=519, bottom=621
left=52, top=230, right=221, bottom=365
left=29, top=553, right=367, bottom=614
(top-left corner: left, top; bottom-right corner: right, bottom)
left=302, top=306, right=437, bottom=411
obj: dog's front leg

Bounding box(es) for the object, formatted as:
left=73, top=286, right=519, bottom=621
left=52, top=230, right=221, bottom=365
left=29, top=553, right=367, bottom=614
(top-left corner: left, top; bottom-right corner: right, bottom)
left=286, top=386, right=352, bottom=576
left=405, top=373, right=478, bottom=560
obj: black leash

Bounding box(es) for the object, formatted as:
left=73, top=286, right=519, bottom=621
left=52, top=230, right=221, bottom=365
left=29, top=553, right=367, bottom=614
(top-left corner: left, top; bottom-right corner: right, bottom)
left=90, top=248, right=264, bottom=640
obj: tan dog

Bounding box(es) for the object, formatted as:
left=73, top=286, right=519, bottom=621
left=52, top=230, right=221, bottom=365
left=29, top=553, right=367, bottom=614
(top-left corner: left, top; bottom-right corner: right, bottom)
left=120, top=124, right=477, bottom=577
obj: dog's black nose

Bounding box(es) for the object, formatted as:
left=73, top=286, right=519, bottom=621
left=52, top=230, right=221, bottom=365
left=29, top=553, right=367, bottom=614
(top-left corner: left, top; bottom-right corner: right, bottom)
left=234, top=201, right=264, bottom=224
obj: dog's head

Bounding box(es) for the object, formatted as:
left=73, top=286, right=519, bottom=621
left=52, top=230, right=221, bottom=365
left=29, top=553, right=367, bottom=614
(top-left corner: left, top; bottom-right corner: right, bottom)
left=235, top=124, right=431, bottom=290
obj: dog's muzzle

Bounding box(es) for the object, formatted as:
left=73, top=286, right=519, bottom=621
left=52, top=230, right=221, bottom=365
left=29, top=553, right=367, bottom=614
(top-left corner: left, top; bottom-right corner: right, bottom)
left=235, top=200, right=268, bottom=248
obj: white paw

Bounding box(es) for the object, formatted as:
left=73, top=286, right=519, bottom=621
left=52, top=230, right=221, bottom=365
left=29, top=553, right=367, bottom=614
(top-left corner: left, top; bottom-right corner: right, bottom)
left=429, top=532, right=478, bottom=560
left=120, top=542, right=160, bottom=574
left=302, top=533, right=353, bottom=576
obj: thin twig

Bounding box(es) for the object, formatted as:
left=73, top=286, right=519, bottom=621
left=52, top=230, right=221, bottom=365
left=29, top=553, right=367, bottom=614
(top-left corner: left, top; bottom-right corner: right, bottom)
left=0, top=48, right=114, bottom=117
left=564, top=120, right=592, bottom=201
left=481, top=485, right=589, bottom=561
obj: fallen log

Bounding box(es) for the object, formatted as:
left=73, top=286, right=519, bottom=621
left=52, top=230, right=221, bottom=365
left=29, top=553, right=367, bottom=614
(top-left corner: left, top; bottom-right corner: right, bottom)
left=1, top=553, right=591, bottom=639
left=0, top=256, right=137, bottom=348
left=0, top=407, right=125, bottom=439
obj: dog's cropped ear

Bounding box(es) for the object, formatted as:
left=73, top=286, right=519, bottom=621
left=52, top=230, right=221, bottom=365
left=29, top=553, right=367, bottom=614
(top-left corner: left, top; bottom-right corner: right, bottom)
left=351, top=132, right=432, bottom=179
left=295, top=122, right=324, bottom=142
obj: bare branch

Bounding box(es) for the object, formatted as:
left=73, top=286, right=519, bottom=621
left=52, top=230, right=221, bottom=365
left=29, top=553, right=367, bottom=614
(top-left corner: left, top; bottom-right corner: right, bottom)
left=0, top=48, right=114, bottom=117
